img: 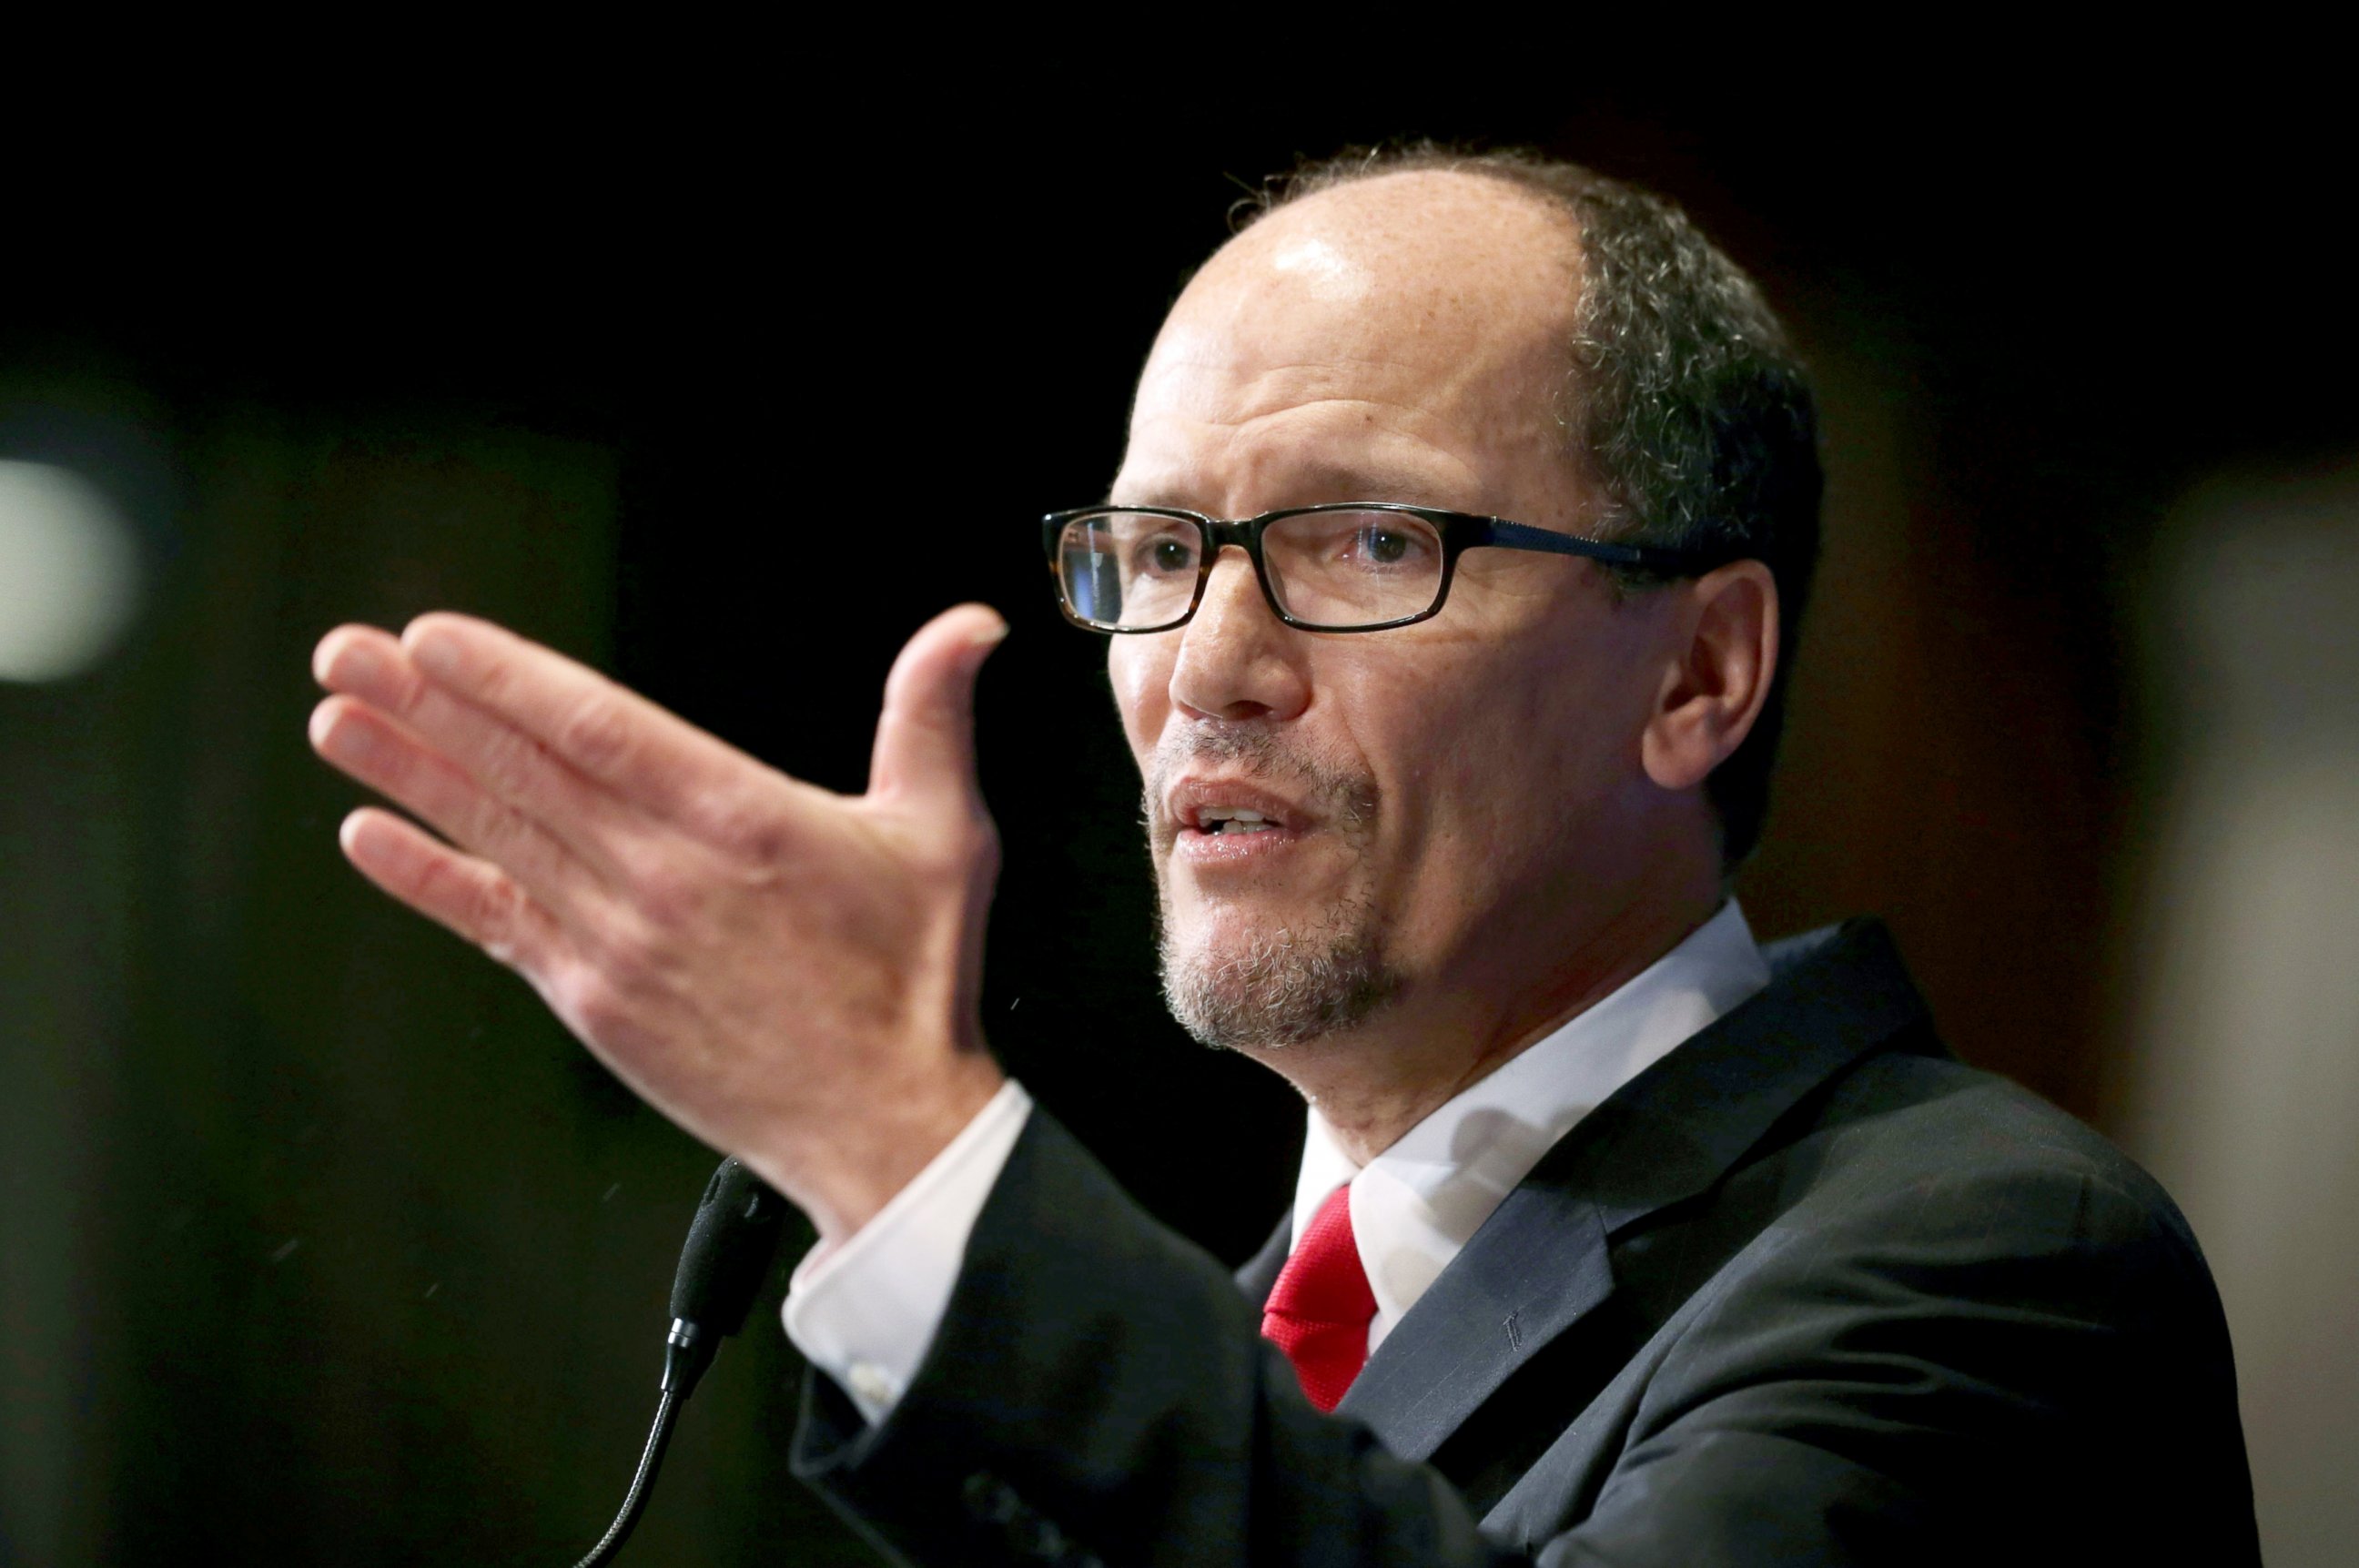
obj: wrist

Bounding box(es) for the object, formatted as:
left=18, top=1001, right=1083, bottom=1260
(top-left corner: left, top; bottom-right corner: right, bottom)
left=757, top=1050, right=1007, bottom=1246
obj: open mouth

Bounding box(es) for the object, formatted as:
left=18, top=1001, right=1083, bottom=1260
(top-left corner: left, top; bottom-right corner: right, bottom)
left=1194, top=806, right=1283, bottom=836
left=1163, top=777, right=1314, bottom=860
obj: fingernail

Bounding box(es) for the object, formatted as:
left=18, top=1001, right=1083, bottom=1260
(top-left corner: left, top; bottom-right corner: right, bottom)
left=401, top=614, right=478, bottom=682
left=406, top=629, right=461, bottom=680
left=322, top=635, right=388, bottom=691
left=309, top=702, right=372, bottom=764
left=338, top=808, right=380, bottom=859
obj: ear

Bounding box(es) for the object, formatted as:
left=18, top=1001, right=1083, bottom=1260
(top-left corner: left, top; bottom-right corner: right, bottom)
left=1639, top=561, right=1779, bottom=794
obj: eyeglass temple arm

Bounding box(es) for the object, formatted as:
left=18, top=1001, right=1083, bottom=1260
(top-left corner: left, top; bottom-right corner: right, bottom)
left=1475, top=516, right=1718, bottom=573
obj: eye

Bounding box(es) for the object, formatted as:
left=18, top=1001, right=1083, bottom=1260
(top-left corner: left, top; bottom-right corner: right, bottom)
left=1123, top=525, right=1200, bottom=579
left=1339, top=521, right=1435, bottom=570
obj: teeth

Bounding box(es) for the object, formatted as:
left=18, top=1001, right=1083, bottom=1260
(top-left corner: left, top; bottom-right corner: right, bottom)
left=1199, top=806, right=1275, bottom=834
left=1203, top=807, right=1266, bottom=823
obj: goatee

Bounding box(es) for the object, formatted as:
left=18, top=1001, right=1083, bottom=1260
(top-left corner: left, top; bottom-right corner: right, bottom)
left=1145, top=723, right=1398, bottom=1049
left=1159, top=893, right=1402, bottom=1049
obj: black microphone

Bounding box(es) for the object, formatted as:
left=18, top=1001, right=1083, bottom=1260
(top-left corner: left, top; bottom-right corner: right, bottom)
left=571, top=1158, right=789, bottom=1568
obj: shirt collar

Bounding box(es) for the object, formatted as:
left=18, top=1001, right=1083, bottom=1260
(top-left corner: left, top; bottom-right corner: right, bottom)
left=1288, top=899, right=1771, bottom=1350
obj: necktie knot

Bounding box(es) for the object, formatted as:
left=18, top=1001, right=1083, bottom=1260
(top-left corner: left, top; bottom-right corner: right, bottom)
left=1260, top=1183, right=1375, bottom=1412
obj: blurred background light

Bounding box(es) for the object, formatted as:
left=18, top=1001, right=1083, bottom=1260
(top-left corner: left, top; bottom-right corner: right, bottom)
left=2115, top=476, right=2359, bottom=1564
left=0, top=459, right=143, bottom=683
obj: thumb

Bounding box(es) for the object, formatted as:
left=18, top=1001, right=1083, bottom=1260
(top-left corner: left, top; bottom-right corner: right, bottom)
left=867, top=603, right=1008, bottom=812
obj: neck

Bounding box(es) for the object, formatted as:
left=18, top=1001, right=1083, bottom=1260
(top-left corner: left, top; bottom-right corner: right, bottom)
left=1247, top=861, right=1725, bottom=1168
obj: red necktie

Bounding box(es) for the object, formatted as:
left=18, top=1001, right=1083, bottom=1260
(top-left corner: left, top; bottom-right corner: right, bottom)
left=1260, top=1183, right=1376, bottom=1412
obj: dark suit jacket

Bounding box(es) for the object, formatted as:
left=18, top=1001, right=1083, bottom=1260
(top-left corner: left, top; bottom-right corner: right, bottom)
left=792, top=921, right=2260, bottom=1564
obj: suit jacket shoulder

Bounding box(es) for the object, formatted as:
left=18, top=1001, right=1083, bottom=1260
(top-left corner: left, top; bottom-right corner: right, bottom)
left=1466, top=1034, right=2253, bottom=1561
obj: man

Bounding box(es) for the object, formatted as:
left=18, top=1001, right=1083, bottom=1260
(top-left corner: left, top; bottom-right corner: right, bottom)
left=307, top=148, right=2258, bottom=1563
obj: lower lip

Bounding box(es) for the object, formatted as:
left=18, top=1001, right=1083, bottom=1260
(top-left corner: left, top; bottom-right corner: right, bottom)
left=1174, top=824, right=1307, bottom=865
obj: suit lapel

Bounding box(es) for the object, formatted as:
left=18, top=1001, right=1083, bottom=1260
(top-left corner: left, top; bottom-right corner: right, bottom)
left=1236, top=1212, right=1291, bottom=1310
left=1333, top=1175, right=1612, bottom=1462
left=1333, top=918, right=1932, bottom=1462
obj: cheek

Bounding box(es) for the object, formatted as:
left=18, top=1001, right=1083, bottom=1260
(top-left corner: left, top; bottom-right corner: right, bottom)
left=1108, top=639, right=1174, bottom=760
left=1350, top=634, right=1631, bottom=861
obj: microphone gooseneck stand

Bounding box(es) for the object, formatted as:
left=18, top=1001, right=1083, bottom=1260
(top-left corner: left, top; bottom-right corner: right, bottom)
left=572, top=1158, right=788, bottom=1568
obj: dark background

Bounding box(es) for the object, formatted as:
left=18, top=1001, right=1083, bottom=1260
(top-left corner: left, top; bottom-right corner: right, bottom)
left=3, top=66, right=2352, bottom=1565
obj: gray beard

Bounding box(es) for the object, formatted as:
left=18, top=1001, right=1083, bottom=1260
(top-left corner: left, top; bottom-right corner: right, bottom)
left=1157, top=891, right=1402, bottom=1050
left=1144, top=723, right=1396, bottom=1048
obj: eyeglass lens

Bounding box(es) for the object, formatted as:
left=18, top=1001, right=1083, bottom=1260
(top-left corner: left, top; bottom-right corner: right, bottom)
left=1057, top=511, right=1445, bottom=630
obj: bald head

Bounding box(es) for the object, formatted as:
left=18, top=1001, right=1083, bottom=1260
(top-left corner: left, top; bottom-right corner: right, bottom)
left=1123, top=170, right=1593, bottom=534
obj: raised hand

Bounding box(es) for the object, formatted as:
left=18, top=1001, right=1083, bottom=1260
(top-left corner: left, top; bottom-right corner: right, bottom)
left=307, top=605, right=1011, bottom=1244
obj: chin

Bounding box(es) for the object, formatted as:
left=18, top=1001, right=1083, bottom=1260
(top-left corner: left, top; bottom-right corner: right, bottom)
left=1155, top=892, right=1403, bottom=1052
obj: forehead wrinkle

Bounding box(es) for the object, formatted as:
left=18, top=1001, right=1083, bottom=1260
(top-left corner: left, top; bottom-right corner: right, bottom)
left=1200, top=390, right=1471, bottom=441
left=1224, top=367, right=1492, bottom=425
left=1138, top=349, right=1542, bottom=450
left=1122, top=400, right=1488, bottom=510
left=1142, top=290, right=1564, bottom=443
left=1147, top=318, right=1545, bottom=408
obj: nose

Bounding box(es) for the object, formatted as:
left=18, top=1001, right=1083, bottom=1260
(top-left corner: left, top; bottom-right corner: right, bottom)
left=1168, top=545, right=1312, bottom=723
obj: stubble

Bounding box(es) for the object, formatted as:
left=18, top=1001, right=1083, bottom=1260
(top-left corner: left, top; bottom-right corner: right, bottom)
left=1146, top=725, right=1401, bottom=1050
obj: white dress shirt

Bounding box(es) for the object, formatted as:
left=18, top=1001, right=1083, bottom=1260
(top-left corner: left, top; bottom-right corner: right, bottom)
left=785, top=900, right=1769, bottom=1422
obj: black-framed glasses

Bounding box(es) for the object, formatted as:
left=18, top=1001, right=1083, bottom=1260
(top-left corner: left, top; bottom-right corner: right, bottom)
left=1043, top=502, right=1722, bottom=633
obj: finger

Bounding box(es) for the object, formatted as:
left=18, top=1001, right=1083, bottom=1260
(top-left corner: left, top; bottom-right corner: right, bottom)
left=867, top=603, right=1008, bottom=813
left=396, top=612, right=823, bottom=837
left=337, top=806, right=564, bottom=972
left=310, top=693, right=608, bottom=913
left=315, top=624, right=646, bottom=880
